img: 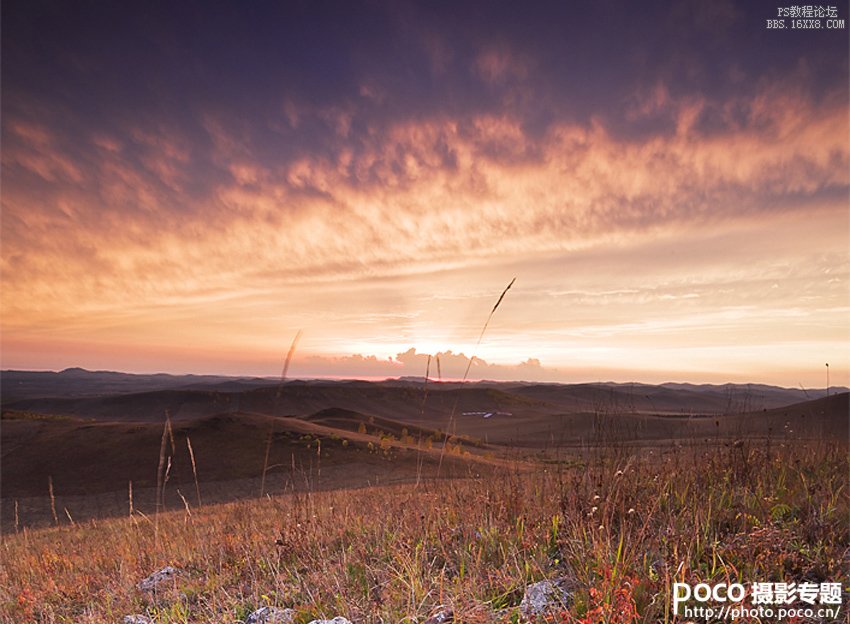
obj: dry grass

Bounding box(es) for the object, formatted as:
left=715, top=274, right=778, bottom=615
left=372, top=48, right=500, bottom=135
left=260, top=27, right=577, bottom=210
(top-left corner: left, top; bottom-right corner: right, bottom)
left=1, top=441, right=846, bottom=623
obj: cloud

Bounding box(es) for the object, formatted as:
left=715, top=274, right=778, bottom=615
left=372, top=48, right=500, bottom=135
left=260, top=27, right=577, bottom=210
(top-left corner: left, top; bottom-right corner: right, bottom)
left=2, top=82, right=846, bottom=327
left=293, top=348, right=555, bottom=382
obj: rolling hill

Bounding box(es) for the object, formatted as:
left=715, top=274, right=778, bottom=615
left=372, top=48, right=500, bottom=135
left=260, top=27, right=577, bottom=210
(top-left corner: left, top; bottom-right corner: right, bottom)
left=2, top=368, right=846, bottom=530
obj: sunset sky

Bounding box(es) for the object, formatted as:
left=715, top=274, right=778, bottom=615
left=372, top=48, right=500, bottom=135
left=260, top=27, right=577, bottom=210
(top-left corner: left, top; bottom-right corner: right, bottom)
left=2, top=1, right=848, bottom=386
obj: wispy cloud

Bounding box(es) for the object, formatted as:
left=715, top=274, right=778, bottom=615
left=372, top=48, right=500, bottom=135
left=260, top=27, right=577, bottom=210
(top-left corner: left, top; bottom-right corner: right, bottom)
left=4, top=85, right=844, bottom=305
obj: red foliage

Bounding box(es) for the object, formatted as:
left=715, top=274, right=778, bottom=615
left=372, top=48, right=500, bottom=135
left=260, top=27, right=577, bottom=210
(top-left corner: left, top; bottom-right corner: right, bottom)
left=579, top=581, right=640, bottom=624
left=545, top=567, right=641, bottom=624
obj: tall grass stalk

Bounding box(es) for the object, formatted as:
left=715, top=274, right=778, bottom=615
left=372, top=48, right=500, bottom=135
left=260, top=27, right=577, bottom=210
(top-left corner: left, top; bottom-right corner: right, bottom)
left=276, top=329, right=303, bottom=399
left=186, top=436, right=201, bottom=507
left=176, top=489, right=192, bottom=524
left=48, top=476, right=58, bottom=526
left=260, top=429, right=274, bottom=497
left=439, top=277, right=516, bottom=476
left=155, top=411, right=175, bottom=515
left=461, top=277, right=515, bottom=382
left=263, top=330, right=303, bottom=496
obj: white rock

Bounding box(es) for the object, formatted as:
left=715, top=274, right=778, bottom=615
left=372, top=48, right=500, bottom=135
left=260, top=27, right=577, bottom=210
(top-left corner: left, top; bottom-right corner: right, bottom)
left=137, top=566, right=179, bottom=592
left=520, top=578, right=573, bottom=616
left=123, top=616, right=152, bottom=624
left=307, top=618, right=353, bottom=624
left=245, top=607, right=296, bottom=623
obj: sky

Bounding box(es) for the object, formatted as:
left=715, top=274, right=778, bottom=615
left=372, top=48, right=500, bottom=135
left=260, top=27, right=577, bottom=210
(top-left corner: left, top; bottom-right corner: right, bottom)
left=2, top=0, right=848, bottom=387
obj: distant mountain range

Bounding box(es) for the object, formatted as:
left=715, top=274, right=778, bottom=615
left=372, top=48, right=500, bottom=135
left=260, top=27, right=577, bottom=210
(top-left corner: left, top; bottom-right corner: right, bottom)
left=2, top=367, right=844, bottom=406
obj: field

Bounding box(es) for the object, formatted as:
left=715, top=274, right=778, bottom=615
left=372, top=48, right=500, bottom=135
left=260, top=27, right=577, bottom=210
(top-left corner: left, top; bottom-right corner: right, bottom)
left=1, top=372, right=848, bottom=622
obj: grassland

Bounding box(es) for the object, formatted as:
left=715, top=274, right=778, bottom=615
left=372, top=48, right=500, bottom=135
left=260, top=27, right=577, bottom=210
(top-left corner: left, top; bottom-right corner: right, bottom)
left=2, top=439, right=847, bottom=623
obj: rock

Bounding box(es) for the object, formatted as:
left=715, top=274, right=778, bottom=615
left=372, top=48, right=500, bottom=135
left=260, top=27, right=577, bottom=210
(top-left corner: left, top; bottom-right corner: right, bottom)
left=137, top=566, right=179, bottom=592
left=245, top=607, right=296, bottom=623
left=123, top=616, right=152, bottom=624
left=306, top=618, right=353, bottom=624
left=423, top=607, right=453, bottom=623
left=519, top=578, right=573, bottom=617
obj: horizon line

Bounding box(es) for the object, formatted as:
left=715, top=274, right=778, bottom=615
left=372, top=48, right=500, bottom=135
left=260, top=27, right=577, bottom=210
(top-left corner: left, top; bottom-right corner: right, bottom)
left=2, top=366, right=846, bottom=392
